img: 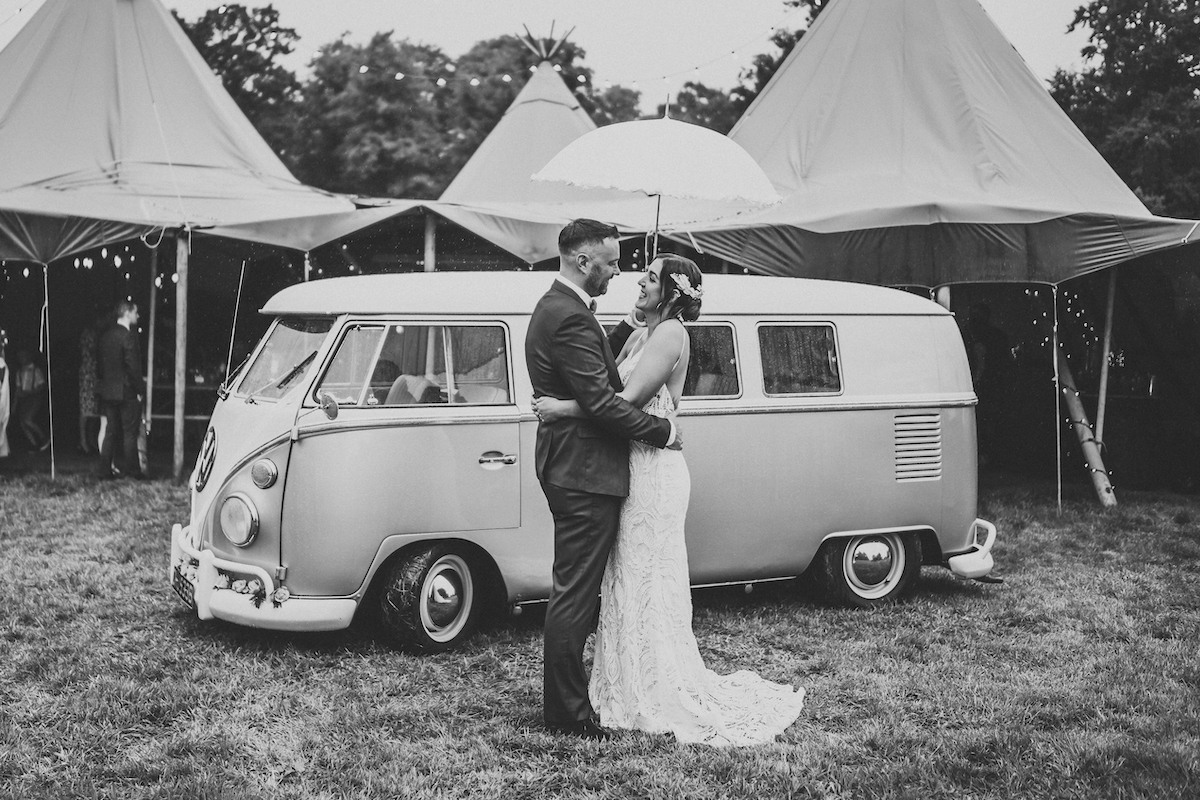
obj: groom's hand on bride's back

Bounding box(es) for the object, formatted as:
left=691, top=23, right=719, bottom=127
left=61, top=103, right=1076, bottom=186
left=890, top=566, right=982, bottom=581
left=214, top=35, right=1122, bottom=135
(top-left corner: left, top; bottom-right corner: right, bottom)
left=667, top=423, right=683, bottom=451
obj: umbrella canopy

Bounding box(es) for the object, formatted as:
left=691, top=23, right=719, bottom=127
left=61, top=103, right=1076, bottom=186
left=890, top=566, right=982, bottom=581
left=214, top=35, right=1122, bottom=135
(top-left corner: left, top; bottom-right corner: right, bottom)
left=0, top=0, right=354, bottom=263
left=674, top=0, right=1199, bottom=285
left=533, top=116, right=781, bottom=206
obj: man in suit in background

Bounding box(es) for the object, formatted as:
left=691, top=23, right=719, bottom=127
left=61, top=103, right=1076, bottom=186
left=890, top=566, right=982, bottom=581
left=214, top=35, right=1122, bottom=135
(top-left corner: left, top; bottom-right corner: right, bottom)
left=525, top=219, right=679, bottom=740
left=97, top=301, right=146, bottom=479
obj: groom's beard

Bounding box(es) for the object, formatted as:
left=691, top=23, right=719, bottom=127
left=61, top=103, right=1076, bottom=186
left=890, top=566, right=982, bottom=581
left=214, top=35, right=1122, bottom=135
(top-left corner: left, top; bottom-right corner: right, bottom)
left=585, top=271, right=611, bottom=298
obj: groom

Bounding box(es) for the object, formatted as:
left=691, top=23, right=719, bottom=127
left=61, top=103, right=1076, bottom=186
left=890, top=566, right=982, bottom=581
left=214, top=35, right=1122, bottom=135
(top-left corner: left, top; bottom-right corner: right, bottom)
left=526, top=219, right=679, bottom=740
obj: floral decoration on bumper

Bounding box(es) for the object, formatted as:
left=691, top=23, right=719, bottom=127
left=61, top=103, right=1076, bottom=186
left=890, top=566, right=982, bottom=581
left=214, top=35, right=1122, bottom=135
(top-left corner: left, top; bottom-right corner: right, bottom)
left=177, top=558, right=291, bottom=608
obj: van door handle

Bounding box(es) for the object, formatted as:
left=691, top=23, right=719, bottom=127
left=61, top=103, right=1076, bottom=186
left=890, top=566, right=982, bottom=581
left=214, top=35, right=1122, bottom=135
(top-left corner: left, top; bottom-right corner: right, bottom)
left=479, top=452, right=517, bottom=466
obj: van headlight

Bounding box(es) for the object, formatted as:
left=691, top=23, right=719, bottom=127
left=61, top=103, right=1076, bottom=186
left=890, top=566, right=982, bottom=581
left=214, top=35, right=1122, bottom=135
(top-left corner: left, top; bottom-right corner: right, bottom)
left=219, top=493, right=260, bottom=547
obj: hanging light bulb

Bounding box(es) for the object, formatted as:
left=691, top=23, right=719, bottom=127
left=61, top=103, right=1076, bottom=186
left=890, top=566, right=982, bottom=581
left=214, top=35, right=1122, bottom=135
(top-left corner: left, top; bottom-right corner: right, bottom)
left=577, top=74, right=586, bottom=83
left=358, top=65, right=369, bottom=74
left=501, top=73, right=511, bottom=82
left=74, top=258, right=80, bottom=267
left=394, top=71, right=405, bottom=80
left=552, top=64, right=562, bottom=72
left=101, top=247, right=107, bottom=258
left=436, top=77, right=447, bottom=86
left=23, top=267, right=29, bottom=278
left=469, top=77, right=480, bottom=86
left=171, top=273, right=178, bottom=284
left=114, top=255, right=122, bottom=267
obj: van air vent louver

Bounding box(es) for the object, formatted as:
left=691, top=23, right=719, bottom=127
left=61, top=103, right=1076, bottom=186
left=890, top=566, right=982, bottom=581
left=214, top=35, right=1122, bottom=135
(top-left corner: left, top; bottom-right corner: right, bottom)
left=894, top=412, right=941, bottom=482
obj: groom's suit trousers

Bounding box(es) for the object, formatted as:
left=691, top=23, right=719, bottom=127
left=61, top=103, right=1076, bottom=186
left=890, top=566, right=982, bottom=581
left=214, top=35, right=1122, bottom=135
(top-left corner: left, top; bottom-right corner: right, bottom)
left=541, top=482, right=624, bottom=725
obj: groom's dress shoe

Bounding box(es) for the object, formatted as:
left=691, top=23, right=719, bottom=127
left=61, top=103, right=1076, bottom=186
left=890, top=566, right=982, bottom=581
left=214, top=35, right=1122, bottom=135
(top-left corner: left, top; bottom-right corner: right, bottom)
left=547, top=718, right=611, bottom=741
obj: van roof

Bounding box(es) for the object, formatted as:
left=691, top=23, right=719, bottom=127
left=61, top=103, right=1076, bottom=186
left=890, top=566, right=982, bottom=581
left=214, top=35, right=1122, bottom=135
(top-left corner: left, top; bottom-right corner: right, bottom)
left=260, top=272, right=950, bottom=317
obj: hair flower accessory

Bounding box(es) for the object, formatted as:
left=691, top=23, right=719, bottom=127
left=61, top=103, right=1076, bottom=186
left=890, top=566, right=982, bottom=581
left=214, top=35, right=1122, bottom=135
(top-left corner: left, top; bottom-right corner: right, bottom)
left=671, top=272, right=703, bottom=300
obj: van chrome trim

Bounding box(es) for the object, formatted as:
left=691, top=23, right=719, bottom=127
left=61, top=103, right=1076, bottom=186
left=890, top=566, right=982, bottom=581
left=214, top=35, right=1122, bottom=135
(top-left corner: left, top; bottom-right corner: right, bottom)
left=675, top=396, right=976, bottom=416
left=292, top=413, right=524, bottom=439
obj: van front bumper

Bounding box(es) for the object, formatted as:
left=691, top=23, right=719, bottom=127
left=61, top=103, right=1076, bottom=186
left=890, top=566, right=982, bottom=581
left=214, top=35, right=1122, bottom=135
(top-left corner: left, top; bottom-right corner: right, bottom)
left=169, top=523, right=356, bottom=632
left=946, top=519, right=997, bottom=579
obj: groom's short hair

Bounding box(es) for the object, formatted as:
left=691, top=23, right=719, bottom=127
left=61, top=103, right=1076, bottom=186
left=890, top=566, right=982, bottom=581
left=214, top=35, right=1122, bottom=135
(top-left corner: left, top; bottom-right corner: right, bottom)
left=559, top=219, right=619, bottom=257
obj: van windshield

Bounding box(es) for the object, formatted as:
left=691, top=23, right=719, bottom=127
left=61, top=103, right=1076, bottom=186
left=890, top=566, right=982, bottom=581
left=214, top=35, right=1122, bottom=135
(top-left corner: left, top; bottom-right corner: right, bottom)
left=238, top=317, right=333, bottom=401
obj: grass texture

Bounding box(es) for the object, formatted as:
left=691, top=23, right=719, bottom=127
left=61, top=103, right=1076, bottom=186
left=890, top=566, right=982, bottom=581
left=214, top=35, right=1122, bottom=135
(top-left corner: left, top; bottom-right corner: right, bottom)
left=0, top=475, right=1197, bottom=799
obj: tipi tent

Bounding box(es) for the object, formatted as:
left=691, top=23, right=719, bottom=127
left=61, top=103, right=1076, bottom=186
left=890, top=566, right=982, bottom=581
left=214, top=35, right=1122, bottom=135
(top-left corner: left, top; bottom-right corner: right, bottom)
left=0, top=0, right=361, bottom=477
left=676, top=0, right=1199, bottom=285
left=0, top=0, right=355, bottom=264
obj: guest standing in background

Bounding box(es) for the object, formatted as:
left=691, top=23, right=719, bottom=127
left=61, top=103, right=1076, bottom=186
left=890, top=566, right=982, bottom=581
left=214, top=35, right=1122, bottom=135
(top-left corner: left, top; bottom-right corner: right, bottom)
left=77, top=313, right=103, bottom=454
left=0, top=328, right=10, bottom=458
left=13, top=347, right=49, bottom=451
left=97, top=301, right=147, bottom=480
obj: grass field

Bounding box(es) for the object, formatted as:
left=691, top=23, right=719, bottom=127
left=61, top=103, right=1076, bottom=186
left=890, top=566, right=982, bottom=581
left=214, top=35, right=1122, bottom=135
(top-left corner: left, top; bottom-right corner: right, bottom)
left=1, top=474, right=1198, bottom=799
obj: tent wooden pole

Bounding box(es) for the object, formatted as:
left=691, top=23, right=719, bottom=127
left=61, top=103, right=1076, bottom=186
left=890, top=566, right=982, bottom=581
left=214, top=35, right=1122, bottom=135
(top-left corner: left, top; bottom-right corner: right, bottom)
left=1052, top=287, right=1062, bottom=514
left=40, top=262, right=55, bottom=480
left=424, top=213, right=437, bottom=272
left=173, top=233, right=188, bottom=480
left=1057, top=345, right=1117, bottom=508
left=144, top=248, right=158, bottom=433
left=304, top=251, right=311, bottom=282
left=1095, top=267, right=1118, bottom=446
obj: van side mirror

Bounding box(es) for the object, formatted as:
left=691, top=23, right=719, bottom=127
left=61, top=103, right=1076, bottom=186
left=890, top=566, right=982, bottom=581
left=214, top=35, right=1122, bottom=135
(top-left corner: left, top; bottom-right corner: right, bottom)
left=318, top=391, right=339, bottom=421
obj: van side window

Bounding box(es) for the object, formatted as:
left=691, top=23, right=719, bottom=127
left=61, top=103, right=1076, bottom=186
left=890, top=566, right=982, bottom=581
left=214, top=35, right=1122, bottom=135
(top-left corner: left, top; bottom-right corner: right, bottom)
left=683, top=323, right=739, bottom=397
left=758, top=324, right=841, bottom=395
left=316, top=324, right=511, bottom=407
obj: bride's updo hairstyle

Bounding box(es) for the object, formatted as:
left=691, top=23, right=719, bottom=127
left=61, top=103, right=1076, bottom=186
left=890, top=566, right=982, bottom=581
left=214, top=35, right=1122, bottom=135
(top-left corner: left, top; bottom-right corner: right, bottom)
left=655, top=255, right=703, bottom=322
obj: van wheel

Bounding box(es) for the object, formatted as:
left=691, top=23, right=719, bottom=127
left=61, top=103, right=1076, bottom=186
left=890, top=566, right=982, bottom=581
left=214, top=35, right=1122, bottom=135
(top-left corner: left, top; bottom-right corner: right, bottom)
left=816, top=532, right=921, bottom=607
left=380, top=545, right=478, bottom=653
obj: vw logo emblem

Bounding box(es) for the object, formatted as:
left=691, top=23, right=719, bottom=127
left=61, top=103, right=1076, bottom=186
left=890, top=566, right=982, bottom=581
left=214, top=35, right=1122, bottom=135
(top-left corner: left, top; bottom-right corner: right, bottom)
left=195, top=427, right=217, bottom=491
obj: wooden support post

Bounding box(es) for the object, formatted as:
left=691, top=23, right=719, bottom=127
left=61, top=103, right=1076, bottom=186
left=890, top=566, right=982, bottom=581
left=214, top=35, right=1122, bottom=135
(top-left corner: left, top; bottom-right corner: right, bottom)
left=424, top=213, right=437, bottom=272
left=1095, top=268, right=1118, bottom=446
left=1057, top=346, right=1117, bottom=508
left=173, top=234, right=189, bottom=481
left=144, top=248, right=158, bottom=434
left=41, top=262, right=55, bottom=479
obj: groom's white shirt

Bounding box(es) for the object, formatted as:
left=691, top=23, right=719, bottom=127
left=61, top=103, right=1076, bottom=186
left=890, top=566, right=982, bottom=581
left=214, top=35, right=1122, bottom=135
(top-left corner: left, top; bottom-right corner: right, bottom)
left=552, top=276, right=676, bottom=446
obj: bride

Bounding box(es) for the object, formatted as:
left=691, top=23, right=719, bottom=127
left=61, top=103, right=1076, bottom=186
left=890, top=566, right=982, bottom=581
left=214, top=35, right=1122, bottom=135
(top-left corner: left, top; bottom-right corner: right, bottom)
left=534, top=254, right=805, bottom=746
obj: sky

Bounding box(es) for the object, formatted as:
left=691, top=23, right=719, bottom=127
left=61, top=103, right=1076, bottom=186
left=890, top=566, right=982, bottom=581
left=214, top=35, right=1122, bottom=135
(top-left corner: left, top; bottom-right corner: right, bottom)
left=0, top=0, right=1091, bottom=106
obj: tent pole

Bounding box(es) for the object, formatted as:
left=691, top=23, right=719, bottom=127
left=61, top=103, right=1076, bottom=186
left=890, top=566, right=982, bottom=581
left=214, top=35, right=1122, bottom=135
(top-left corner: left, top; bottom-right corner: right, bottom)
left=1057, top=346, right=1117, bottom=508
left=144, top=248, right=158, bottom=436
left=424, top=213, right=437, bottom=272
left=173, top=233, right=189, bottom=481
left=1095, top=267, right=1118, bottom=446
left=40, top=262, right=55, bottom=480
left=1052, top=287, right=1062, bottom=514
left=304, top=252, right=311, bottom=282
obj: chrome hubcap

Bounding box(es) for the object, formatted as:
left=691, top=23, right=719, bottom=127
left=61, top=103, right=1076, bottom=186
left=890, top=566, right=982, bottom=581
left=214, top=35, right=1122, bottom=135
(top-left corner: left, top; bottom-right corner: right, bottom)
left=420, top=555, right=473, bottom=642
left=843, top=534, right=904, bottom=599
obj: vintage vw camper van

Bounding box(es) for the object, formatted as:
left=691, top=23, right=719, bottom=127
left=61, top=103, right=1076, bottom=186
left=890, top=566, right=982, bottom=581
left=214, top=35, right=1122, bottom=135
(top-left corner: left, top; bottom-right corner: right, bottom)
left=170, top=272, right=997, bottom=651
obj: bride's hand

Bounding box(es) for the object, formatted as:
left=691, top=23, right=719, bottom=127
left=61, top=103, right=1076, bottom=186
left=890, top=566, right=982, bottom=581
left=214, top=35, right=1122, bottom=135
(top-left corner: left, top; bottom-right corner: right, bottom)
left=532, top=395, right=574, bottom=423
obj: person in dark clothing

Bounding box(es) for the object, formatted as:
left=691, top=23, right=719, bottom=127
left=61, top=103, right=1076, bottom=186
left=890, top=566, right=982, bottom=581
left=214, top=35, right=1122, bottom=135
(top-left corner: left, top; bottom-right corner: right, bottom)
left=96, top=301, right=147, bottom=479
left=963, top=303, right=1012, bottom=468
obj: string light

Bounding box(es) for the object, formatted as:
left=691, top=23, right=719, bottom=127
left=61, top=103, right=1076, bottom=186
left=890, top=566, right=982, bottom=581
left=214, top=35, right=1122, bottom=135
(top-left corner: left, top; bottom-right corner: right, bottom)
left=192, top=3, right=807, bottom=97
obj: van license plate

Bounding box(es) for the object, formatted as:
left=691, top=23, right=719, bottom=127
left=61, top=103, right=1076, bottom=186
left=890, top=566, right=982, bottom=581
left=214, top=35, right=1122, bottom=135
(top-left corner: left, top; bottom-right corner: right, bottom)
left=172, top=565, right=196, bottom=609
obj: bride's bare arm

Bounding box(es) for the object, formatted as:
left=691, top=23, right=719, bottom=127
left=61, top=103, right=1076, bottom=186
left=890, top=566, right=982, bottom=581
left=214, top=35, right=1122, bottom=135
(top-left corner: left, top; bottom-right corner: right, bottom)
left=534, top=321, right=685, bottom=422
left=619, top=320, right=686, bottom=409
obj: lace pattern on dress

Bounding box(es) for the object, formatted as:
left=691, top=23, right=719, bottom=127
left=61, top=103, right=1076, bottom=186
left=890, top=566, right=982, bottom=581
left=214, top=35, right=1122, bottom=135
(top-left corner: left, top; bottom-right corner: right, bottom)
left=588, top=338, right=805, bottom=746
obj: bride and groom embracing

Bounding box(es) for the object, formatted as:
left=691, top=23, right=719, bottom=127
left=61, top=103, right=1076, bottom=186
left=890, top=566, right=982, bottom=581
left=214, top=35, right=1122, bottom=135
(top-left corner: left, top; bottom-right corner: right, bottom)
left=525, top=219, right=805, bottom=746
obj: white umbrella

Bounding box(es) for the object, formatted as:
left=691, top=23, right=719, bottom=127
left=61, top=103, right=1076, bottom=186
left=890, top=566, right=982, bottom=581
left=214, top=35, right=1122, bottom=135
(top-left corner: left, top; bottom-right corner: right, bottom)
left=532, top=115, right=781, bottom=255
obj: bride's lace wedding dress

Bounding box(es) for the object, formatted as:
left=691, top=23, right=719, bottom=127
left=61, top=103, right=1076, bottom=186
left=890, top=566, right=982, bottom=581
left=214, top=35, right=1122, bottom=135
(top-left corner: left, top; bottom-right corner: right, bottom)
left=588, top=337, right=806, bottom=746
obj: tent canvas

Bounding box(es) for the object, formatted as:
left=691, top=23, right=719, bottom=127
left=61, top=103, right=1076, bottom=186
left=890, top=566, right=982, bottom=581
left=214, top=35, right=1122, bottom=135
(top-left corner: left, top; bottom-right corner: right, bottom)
left=674, top=0, right=1199, bottom=284
left=0, top=0, right=355, bottom=264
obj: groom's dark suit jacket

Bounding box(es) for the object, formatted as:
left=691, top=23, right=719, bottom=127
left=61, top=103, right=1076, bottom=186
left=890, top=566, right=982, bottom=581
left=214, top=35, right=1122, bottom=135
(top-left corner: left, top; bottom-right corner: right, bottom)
left=526, top=281, right=671, bottom=497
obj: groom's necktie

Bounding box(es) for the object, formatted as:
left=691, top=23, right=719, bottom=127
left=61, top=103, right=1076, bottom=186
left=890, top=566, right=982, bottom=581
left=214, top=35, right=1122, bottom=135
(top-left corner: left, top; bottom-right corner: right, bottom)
left=588, top=299, right=598, bottom=313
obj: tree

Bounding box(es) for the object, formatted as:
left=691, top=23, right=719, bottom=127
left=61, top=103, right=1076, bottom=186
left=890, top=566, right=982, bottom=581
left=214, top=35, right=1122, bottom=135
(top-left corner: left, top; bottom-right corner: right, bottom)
left=290, top=34, right=456, bottom=198
left=1050, top=1, right=1200, bottom=217
left=172, top=4, right=301, bottom=162
left=655, top=0, right=828, bottom=133
left=657, top=81, right=743, bottom=134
